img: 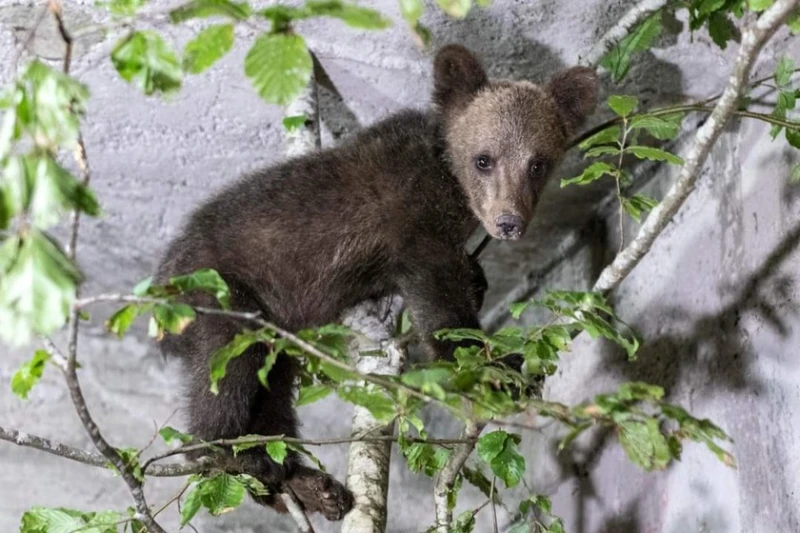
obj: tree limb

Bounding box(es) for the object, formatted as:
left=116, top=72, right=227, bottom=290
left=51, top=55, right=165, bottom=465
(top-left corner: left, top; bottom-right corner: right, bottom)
left=433, top=421, right=483, bottom=533
left=593, top=0, right=800, bottom=293
left=281, top=489, right=317, bottom=533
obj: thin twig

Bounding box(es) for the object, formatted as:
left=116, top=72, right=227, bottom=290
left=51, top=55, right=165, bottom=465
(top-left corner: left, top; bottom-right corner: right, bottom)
left=47, top=3, right=166, bottom=531
left=490, top=476, right=498, bottom=533
left=433, top=421, right=483, bottom=533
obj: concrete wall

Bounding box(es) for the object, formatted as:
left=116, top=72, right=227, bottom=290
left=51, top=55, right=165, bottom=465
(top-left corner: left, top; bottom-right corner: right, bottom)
left=1, top=0, right=799, bottom=531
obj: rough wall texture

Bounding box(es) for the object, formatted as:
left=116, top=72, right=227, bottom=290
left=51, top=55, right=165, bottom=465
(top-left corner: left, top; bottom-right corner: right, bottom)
left=1, top=0, right=799, bottom=532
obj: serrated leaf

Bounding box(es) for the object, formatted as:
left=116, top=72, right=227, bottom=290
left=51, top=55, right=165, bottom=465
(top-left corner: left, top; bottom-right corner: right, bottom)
left=0, top=231, right=80, bottom=346
left=20, top=507, right=86, bottom=533
left=245, top=33, right=312, bottom=106
left=168, top=268, right=231, bottom=309
left=435, top=0, right=472, bottom=18
left=402, top=442, right=451, bottom=476
left=600, top=14, right=661, bottom=82
left=450, top=509, right=476, bottom=533
left=608, top=95, right=638, bottom=117
left=106, top=303, right=149, bottom=337
left=183, top=24, right=234, bottom=74
left=111, top=31, right=182, bottom=95
left=98, top=0, right=148, bottom=17
left=561, top=161, right=616, bottom=187
left=708, top=12, right=735, bottom=49
left=296, top=383, right=333, bottom=406
left=579, top=125, right=621, bottom=150
left=152, top=302, right=196, bottom=336
left=159, top=426, right=194, bottom=445
left=282, top=114, right=307, bottom=132
left=169, top=0, right=252, bottom=22
left=337, top=385, right=396, bottom=421
left=305, top=1, right=391, bottom=29
left=477, top=430, right=525, bottom=488
left=749, top=0, right=774, bottom=11
left=775, top=56, right=795, bottom=87
left=584, top=145, right=621, bottom=158
left=198, top=473, right=247, bottom=515
left=618, top=418, right=671, bottom=471
left=630, top=113, right=684, bottom=140
left=622, top=194, right=659, bottom=222
left=181, top=484, right=203, bottom=525
left=266, top=441, right=288, bottom=464
left=209, top=328, right=273, bottom=394
left=11, top=349, right=50, bottom=400
left=625, top=145, right=684, bottom=165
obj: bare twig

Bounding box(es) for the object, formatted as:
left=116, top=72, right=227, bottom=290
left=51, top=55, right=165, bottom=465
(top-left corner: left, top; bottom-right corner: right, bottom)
left=581, top=0, right=674, bottom=67
left=433, top=421, right=483, bottom=533
left=490, top=476, right=499, bottom=533
left=593, top=0, right=800, bottom=293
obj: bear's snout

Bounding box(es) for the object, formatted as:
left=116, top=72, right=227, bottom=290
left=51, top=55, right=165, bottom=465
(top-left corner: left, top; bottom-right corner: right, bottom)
left=495, top=214, right=524, bottom=240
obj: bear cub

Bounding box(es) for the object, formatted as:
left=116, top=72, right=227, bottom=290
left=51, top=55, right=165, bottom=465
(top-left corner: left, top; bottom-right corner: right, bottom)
left=155, top=44, right=598, bottom=521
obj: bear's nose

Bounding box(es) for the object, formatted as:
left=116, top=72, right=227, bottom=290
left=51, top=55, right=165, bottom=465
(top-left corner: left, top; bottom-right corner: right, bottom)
left=495, top=214, right=524, bottom=239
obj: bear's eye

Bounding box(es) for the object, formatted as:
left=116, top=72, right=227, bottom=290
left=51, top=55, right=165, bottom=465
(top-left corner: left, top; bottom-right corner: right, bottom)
left=475, top=155, right=493, bottom=171
left=529, top=159, right=548, bottom=178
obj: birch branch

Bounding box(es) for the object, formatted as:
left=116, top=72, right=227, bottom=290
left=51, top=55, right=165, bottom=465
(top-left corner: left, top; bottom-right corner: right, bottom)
left=341, top=297, right=406, bottom=533
left=281, top=490, right=317, bottom=533
left=433, top=421, right=482, bottom=533
left=593, top=0, right=800, bottom=293
left=581, top=0, right=674, bottom=67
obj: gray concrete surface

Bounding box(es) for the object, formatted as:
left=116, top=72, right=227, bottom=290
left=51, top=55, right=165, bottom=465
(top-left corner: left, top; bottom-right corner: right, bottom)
left=1, top=0, right=799, bottom=531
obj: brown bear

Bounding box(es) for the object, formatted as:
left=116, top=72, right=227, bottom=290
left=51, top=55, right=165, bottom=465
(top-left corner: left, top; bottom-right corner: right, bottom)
left=155, top=44, right=598, bottom=521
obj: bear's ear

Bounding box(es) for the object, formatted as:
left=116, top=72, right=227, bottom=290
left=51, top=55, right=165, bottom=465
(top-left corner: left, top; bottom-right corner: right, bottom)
left=433, top=44, right=488, bottom=114
left=547, top=66, right=600, bottom=134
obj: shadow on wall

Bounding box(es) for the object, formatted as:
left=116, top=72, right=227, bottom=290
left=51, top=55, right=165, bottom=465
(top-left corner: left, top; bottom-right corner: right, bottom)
left=546, top=208, right=800, bottom=532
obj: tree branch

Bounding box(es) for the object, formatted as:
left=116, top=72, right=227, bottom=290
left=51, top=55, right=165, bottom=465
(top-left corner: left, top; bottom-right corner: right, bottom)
left=593, top=0, right=800, bottom=293
left=581, top=0, right=674, bottom=67
left=48, top=3, right=166, bottom=531
left=434, top=421, right=483, bottom=533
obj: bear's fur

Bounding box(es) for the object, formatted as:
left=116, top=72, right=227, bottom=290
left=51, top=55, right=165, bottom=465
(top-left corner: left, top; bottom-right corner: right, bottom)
left=155, top=44, right=598, bottom=521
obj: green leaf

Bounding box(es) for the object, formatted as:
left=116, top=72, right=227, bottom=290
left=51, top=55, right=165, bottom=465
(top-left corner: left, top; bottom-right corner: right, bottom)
left=159, top=426, right=194, bottom=445
left=258, top=350, right=278, bottom=388
left=462, top=465, right=494, bottom=499
left=337, top=385, right=397, bottom=422
left=282, top=114, right=307, bottom=132
left=608, top=95, right=639, bottom=117
left=561, top=161, right=617, bottom=187
left=152, top=302, right=196, bottom=337
left=625, top=145, right=684, bottom=165
left=209, top=329, right=273, bottom=394
left=579, top=125, right=621, bottom=150
left=622, top=194, right=659, bottom=222
left=698, top=0, right=726, bottom=13
left=168, top=268, right=231, bottom=309
left=786, top=128, right=800, bottom=149
left=630, top=113, right=684, bottom=140
left=399, top=0, right=423, bottom=25
left=197, top=473, right=247, bottom=515
left=106, top=303, right=149, bottom=337
left=181, top=484, right=203, bottom=526
left=111, top=31, right=183, bottom=96
left=477, top=430, right=525, bottom=488
left=435, top=0, right=472, bottom=18
left=749, top=0, right=774, bottom=11
left=11, top=349, right=50, bottom=400
left=600, top=14, right=661, bottom=82
left=266, top=441, right=288, bottom=464
left=183, top=24, right=234, bottom=74
left=618, top=418, right=671, bottom=471
left=245, top=33, right=313, bottom=106
left=169, top=0, right=252, bottom=22
left=0, top=231, right=80, bottom=346
left=787, top=11, right=800, bottom=34
left=20, top=508, right=86, bottom=533
left=114, top=448, right=144, bottom=482
left=296, top=383, right=334, bottom=406
left=402, top=442, right=451, bottom=476
left=584, top=145, right=621, bottom=158
left=98, top=0, right=148, bottom=17
left=450, top=510, right=476, bottom=533
left=775, top=56, right=795, bottom=87
left=304, top=1, right=392, bottom=29
left=707, top=12, right=735, bottom=49
left=790, top=163, right=800, bottom=183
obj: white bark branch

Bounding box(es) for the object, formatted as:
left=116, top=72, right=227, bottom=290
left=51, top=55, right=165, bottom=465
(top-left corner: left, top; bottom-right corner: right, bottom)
left=341, top=297, right=406, bottom=533
left=593, top=0, right=800, bottom=293
left=581, top=0, right=674, bottom=68
left=433, top=421, right=483, bottom=533
left=281, top=490, right=317, bottom=533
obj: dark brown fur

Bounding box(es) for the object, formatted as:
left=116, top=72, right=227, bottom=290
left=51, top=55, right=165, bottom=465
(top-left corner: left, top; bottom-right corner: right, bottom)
left=155, top=44, right=598, bottom=521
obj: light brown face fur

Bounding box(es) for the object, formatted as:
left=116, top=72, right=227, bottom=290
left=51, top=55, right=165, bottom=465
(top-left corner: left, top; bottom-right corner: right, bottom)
left=433, top=45, right=599, bottom=240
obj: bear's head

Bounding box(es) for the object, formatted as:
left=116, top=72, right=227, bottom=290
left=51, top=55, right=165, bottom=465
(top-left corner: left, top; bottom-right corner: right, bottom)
left=433, top=44, right=599, bottom=240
